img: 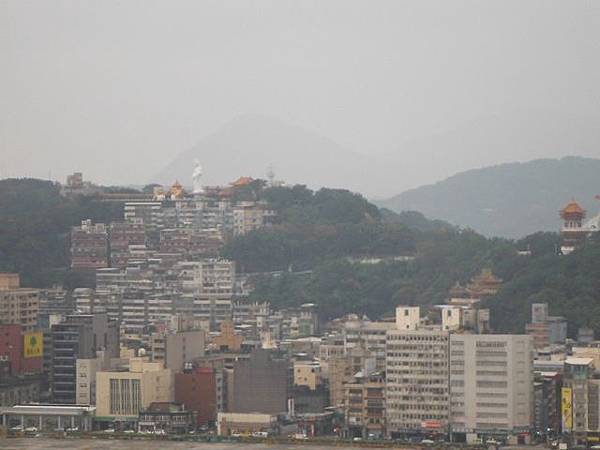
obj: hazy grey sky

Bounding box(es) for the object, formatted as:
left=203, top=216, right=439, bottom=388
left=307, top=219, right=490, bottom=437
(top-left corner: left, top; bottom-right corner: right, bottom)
left=1, top=0, right=599, bottom=193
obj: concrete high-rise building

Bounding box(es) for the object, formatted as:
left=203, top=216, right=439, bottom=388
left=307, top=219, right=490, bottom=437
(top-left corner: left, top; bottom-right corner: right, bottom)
left=0, top=273, right=39, bottom=332
left=176, top=259, right=235, bottom=330
left=533, top=371, right=561, bottom=438
left=385, top=327, right=450, bottom=437
left=50, top=314, right=119, bottom=404
left=449, top=334, right=533, bottom=443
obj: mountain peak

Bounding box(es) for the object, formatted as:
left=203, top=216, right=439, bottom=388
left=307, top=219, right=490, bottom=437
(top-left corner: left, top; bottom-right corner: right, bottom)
left=152, top=115, right=379, bottom=194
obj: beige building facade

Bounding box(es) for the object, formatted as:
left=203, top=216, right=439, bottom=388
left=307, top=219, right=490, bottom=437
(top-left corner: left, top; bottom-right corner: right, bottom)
left=95, top=359, right=173, bottom=420
left=0, top=273, right=39, bottom=331
left=293, top=360, right=322, bottom=390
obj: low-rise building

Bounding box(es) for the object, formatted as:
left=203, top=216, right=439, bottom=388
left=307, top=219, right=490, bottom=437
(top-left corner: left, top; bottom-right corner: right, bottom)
left=95, top=359, right=173, bottom=423
left=0, top=375, right=42, bottom=407
left=217, top=412, right=278, bottom=436
left=138, top=402, right=194, bottom=434
left=0, top=404, right=95, bottom=431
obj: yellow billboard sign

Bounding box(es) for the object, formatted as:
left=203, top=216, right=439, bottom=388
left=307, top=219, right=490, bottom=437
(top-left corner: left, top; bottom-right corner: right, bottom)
left=561, top=387, right=573, bottom=432
left=23, top=331, right=43, bottom=358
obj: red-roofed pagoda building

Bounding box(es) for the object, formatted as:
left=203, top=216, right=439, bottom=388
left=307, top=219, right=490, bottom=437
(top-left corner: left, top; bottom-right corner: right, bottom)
left=560, top=199, right=588, bottom=254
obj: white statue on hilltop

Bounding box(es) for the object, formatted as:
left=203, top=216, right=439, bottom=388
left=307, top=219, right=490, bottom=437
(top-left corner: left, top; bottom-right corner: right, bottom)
left=192, top=159, right=204, bottom=194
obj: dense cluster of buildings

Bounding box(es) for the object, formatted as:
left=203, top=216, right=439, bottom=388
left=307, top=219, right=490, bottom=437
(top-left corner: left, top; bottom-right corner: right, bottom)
left=69, top=175, right=276, bottom=272
left=3, top=258, right=592, bottom=447
left=3, top=177, right=600, bottom=447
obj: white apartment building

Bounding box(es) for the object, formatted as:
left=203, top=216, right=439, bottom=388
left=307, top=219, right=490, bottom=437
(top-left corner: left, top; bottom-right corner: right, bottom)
left=449, top=334, right=533, bottom=442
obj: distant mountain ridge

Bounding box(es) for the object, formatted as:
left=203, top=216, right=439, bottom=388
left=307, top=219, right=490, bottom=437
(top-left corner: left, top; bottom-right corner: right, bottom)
left=377, top=156, right=600, bottom=238
left=154, top=111, right=600, bottom=200
left=153, top=114, right=397, bottom=198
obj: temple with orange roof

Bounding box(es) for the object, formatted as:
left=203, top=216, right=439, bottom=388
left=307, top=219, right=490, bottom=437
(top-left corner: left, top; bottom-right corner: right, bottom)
left=169, top=180, right=185, bottom=199
left=560, top=199, right=589, bottom=254
left=230, top=176, right=254, bottom=187
left=465, top=268, right=503, bottom=298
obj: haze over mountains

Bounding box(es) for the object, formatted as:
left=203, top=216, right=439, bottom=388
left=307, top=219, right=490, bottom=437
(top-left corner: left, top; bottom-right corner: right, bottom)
left=378, top=156, right=600, bottom=239
left=153, top=114, right=388, bottom=197
left=154, top=110, right=600, bottom=201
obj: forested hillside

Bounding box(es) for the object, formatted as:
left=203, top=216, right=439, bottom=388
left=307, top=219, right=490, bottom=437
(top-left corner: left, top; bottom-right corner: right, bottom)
left=488, top=234, right=600, bottom=335
left=225, top=183, right=599, bottom=336
left=2, top=178, right=599, bottom=337
left=378, top=156, right=600, bottom=238
left=0, top=179, right=122, bottom=286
